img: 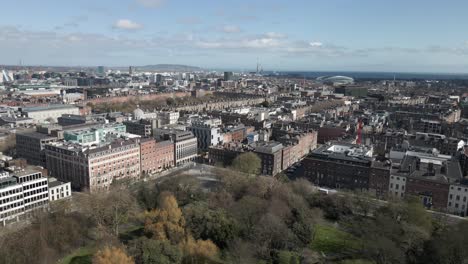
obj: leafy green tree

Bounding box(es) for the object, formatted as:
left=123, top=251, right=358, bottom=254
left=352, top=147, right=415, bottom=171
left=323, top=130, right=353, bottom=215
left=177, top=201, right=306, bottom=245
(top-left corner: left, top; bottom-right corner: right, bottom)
left=422, top=222, right=468, bottom=264
left=166, top=97, right=176, bottom=106
left=276, top=250, right=300, bottom=264
left=260, top=101, right=271, bottom=108
left=231, top=152, right=261, bottom=175
left=402, top=197, right=432, bottom=232
left=231, top=195, right=268, bottom=238
left=129, top=237, right=182, bottom=264
left=184, top=203, right=239, bottom=248
left=143, top=192, right=220, bottom=263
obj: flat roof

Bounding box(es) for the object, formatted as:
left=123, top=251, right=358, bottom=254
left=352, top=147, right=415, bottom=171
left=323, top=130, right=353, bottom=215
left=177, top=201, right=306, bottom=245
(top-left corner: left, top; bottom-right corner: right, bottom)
left=17, top=131, right=56, bottom=140
left=49, top=180, right=68, bottom=188
left=23, top=104, right=78, bottom=112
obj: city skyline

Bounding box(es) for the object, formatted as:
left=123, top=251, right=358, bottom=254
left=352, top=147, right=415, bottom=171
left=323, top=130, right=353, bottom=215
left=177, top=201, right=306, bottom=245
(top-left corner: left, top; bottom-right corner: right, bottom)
left=2, top=0, right=468, bottom=72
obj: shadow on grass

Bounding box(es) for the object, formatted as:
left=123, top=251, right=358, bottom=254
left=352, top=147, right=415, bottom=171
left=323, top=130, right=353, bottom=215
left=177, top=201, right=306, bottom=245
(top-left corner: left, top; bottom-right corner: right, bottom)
left=69, top=255, right=93, bottom=264
left=119, top=226, right=145, bottom=244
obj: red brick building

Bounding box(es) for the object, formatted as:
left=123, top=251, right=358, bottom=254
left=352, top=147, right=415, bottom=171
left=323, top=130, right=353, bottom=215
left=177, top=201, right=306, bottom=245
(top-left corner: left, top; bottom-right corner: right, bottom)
left=155, top=140, right=174, bottom=171
left=281, top=145, right=292, bottom=170
left=139, top=138, right=158, bottom=174
left=318, top=126, right=347, bottom=144
left=369, top=166, right=390, bottom=199
left=302, top=143, right=389, bottom=192
left=405, top=177, right=450, bottom=210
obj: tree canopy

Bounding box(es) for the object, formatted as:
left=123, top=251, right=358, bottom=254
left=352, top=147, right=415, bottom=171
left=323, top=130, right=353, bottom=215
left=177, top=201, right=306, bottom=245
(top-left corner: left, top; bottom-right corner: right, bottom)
left=93, top=247, right=134, bottom=264
left=231, top=152, right=261, bottom=175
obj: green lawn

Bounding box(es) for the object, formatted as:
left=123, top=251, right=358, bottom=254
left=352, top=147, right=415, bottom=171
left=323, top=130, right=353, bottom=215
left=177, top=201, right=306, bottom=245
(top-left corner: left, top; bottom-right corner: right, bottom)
left=311, top=224, right=361, bottom=254
left=59, top=224, right=143, bottom=264
left=338, top=260, right=374, bottom=264
left=59, top=246, right=94, bottom=264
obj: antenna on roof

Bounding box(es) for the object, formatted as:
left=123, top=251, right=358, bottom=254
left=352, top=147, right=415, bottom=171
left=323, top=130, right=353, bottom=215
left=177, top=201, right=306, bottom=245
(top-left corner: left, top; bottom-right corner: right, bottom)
left=256, top=57, right=259, bottom=74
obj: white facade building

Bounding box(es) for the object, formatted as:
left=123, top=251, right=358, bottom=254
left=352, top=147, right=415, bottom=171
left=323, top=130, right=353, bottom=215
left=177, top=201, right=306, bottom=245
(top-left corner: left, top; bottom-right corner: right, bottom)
left=48, top=178, right=72, bottom=202
left=22, top=105, right=80, bottom=123
left=175, top=136, right=198, bottom=166
left=0, top=168, right=49, bottom=226
left=447, top=184, right=468, bottom=217
left=159, top=111, right=180, bottom=125
left=188, top=118, right=222, bottom=150
left=0, top=172, right=24, bottom=225
left=389, top=174, right=406, bottom=198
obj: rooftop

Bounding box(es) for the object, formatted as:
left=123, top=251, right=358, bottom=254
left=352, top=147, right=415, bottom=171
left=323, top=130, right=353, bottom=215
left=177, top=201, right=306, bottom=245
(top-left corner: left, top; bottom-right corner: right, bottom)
left=17, top=131, right=57, bottom=140
left=22, top=104, right=78, bottom=112
left=310, top=142, right=374, bottom=164
left=254, top=141, right=284, bottom=154
left=49, top=179, right=68, bottom=188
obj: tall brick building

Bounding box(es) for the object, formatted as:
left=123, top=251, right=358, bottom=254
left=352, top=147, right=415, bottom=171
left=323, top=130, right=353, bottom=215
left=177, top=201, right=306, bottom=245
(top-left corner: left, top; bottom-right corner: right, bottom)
left=139, top=138, right=158, bottom=175
left=302, top=143, right=389, bottom=193
left=45, top=138, right=141, bottom=192
left=254, top=142, right=284, bottom=176
left=155, top=140, right=174, bottom=171
left=139, top=138, right=174, bottom=174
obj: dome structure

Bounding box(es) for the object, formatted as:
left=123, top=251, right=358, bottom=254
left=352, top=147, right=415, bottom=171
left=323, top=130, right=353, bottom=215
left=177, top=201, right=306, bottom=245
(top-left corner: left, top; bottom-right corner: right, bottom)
left=316, top=75, right=354, bottom=85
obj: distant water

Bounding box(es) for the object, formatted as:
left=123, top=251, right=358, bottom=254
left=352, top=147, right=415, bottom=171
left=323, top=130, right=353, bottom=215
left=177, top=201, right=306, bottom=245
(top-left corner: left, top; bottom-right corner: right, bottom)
left=266, top=71, right=468, bottom=80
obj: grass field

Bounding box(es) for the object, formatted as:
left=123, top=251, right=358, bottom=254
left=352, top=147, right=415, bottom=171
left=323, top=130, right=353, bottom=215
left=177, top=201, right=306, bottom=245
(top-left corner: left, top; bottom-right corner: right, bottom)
left=338, top=260, right=374, bottom=264
left=311, top=224, right=362, bottom=254
left=59, top=246, right=94, bottom=264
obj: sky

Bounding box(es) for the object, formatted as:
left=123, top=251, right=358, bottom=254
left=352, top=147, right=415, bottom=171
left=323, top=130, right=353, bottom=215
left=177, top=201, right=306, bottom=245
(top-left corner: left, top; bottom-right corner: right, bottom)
left=1, top=0, right=468, bottom=72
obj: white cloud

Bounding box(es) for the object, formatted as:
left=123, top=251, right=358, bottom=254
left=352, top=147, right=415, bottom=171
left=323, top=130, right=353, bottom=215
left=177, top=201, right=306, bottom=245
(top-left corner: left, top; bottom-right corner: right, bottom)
left=113, top=19, right=143, bottom=30
left=309, top=42, right=323, bottom=47
left=4, top=25, right=466, bottom=70
left=221, top=25, right=241, bottom=33
left=66, top=35, right=81, bottom=42
left=195, top=36, right=283, bottom=50
left=136, top=0, right=165, bottom=8
left=264, top=32, right=286, bottom=39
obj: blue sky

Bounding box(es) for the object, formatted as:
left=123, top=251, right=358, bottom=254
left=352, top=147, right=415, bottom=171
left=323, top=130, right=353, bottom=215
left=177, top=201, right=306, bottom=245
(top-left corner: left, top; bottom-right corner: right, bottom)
left=1, top=0, right=468, bottom=72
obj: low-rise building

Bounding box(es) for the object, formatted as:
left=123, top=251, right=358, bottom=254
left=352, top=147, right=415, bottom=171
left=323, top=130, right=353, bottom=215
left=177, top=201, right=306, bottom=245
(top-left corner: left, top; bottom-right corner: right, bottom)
left=155, top=129, right=197, bottom=166
left=124, top=119, right=159, bottom=137
left=389, top=174, right=407, bottom=198
left=63, top=123, right=127, bottom=146
left=254, top=142, right=284, bottom=176
left=0, top=168, right=49, bottom=226
left=447, top=183, right=468, bottom=216
left=188, top=118, right=223, bottom=150
left=302, top=142, right=389, bottom=193
left=21, top=104, right=80, bottom=123
left=48, top=178, right=71, bottom=202
left=389, top=148, right=461, bottom=210
left=155, top=140, right=174, bottom=171
left=16, top=129, right=60, bottom=166
left=139, top=138, right=158, bottom=175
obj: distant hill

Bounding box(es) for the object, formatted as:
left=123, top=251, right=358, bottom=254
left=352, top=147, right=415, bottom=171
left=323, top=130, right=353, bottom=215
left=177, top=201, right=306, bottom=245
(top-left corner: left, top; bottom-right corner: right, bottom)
left=136, top=64, right=203, bottom=72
